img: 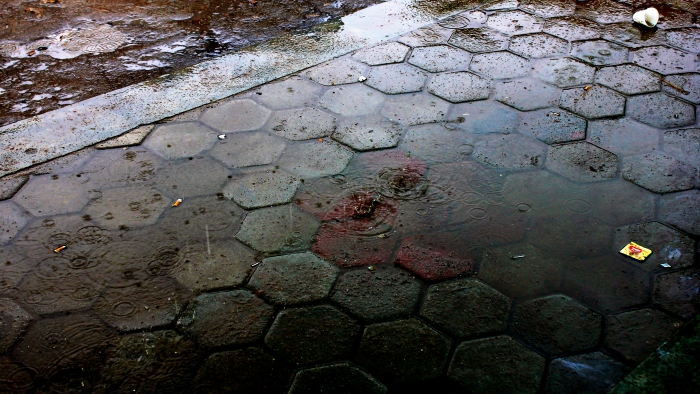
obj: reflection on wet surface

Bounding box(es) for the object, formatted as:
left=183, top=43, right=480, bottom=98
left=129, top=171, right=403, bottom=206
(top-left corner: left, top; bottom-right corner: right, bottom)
left=0, top=0, right=699, bottom=392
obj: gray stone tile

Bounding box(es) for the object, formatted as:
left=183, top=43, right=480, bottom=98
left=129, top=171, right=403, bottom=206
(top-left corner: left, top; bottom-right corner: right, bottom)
left=200, top=99, right=272, bottom=133
left=352, top=42, right=410, bottom=65
left=365, top=64, right=427, bottom=95
left=666, top=27, right=700, bottom=53
left=470, top=51, right=530, bottom=79
left=255, top=76, right=323, bottom=110
left=0, top=201, right=29, bottom=244
left=408, top=45, right=472, bottom=73
left=319, top=84, right=385, bottom=117
left=173, top=240, right=256, bottom=292
left=0, top=174, right=29, bottom=201
left=576, top=0, right=631, bottom=24
left=473, top=133, right=547, bottom=170
left=486, top=10, right=544, bottom=35
left=519, top=0, right=575, bottom=17
left=0, top=246, right=31, bottom=294
left=438, top=10, right=488, bottom=29
left=485, top=0, right=518, bottom=11
left=381, top=93, right=450, bottom=125
left=595, top=64, right=662, bottom=95
left=622, top=152, right=697, bottom=193
left=398, top=25, right=452, bottom=47
left=0, top=298, right=32, bottom=353
left=289, top=363, right=387, bottom=394
left=587, top=179, right=657, bottom=226
left=428, top=71, right=491, bottom=103
left=654, top=268, right=700, bottom=318
left=614, top=221, right=695, bottom=271
left=533, top=57, right=596, bottom=87
left=305, top=57, right=367, bottom=86
left=278, top=140, right=353, bottom=178
left=661, top=73, right=700, bottom=104
left=659, top=190, right=700, bottom=235
left=209, top=131, right=286, bottom=168
left=399, top=123, right=477, bottom=164
left=153, top=156, right=230, bottom=199
left=543, top=16, right=601, bottom=41
left=95, top=125, right=154, bottom=149
left=249, top=252, right=338, bottom=305
left=588, top=118, right=659, bottom=156
left=143, top=122, right=218, bottom=159
left=571, top=39, right=630, bottom=66
left=235, top=204, right=320, bottom=253
left=605, top=308, right=683, bottom=364
left=268, top=107, right=337, bottom=141
left=332, top=118, right=403, bottom=151
left=546, top=142, right=618, bottom=182
left=632, top=46, right=699, bottom=74
left=223, top=170, right=301, bottom=209
left=519, top=109, right=586, bottom=144
left=664, top=128, right=700, bottom=166
left=448, top=336, right=545, bottom=394
left=85, top=186, right=170, bottom=229
left=509, top=33, right=569, bottom=59
left=627, top=92, right=696, bottom=129
left=560, top=85, right=626, bottom=119
left=82, top=148, right=163, bottom=189
left=601, top=23, right=668, bottom=49
left=545, top=352, right=629, bottom=394
left=265, top=305, right=360, bottom=365
left=193, top=348, right=291, bottom=394
left=450, top=100, right=520, bottom=134
left=448, top=28, right=510, bottom=53
left=495, top=78, right=560, bottom=111
left=13, top=174, right=93, bottom=217
left=157, top=194, right=245, bottom=242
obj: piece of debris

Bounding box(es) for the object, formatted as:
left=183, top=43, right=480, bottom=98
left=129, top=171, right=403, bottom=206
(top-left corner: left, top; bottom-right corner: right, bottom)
left=620, top=242, right=652, bottom=261
left=317, top=138, right=323, bottom=142
left=660, top=78, right=690, bottom=95
left=633, top=7, right=659, bottom=28
left=172, top=198, right=182, bottom=207
left=358, top=76, right=367, bottom=82
left=218, top=134, right=226, bottom=140
left=54, top=245, right=67, bottom=253
left=511, top=255, right=525, bottom=260
left=581, top=85, right=591, bottom=98
left=251, top=261, right=261, bottom=267
left=367, top=265, right=376, bottom=271
left=659, top=263, right=672, bottom=268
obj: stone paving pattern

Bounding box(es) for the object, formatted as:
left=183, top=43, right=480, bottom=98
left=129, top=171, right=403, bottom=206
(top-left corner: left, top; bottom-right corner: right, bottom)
left=0, top=0, right=700, bottom=392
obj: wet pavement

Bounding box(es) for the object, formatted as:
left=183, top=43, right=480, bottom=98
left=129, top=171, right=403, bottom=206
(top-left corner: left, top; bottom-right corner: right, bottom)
left=1, top=0, right=700, bottom=393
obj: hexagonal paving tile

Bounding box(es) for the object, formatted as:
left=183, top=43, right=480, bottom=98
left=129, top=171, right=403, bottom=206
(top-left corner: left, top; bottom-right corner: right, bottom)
left=399, top=123, right=477, bottom=164
left=13, top=174, right=92, bottom=217
left=560, top=85, right=626, bottom=119
left=600, top=22, right=668, bottom=50
left=605, top=308, right=683, bottom=364
left=528, top=213, right=613, bottom=258
left=193, top=348, right=291, bottom=393
left=658, top=190, right=700, bottom=235
left=587, top=179, right=657, bottom=226
left=352, top=42, right=410, bottom=65
left=473, top=133, right=547, bottom=170
left=381, top=93, right=450, bottom=125
left=654, top=268, right=700, bottom=318
left=278, top=140, right=353, bottom=178
left=365, top=64, right=427, bottom=95
left=448, top=28, right=510, bottom=53
left=509, top=33, right=568, bottom=58
left=153, top=156, right=230, bottom=199
left=543, top=16, right=601, bottom=41
left=142, top=122, right=218, bottom=159
left=622, top=152, right=697, bottom=193
left=614, top=222, right=695, bottom=271
left=448, top=336, right=545, bottom=394
left=495, top=78, right=560, bottom=111
left=0, top=201, right=29, bottom=244
left=200, top=100, right=272, bottom=133
left=332, top=118, right=403, bottom=151
left=173, top=240, right=256, bottom=292
left=0, top=298, right=32, bottom=353
left=355, top=318, right=451, bottom=385
left=249, top=252, right=338, bottom=305
left=485, top=0, right=518, bottom=11
left=397, top=25, right=452, bottom=47
left=177, top=290, right=274, bottom=348
left=420, top=278, right=510, bottom=338
left=627, top=93, right=696, bottom=129
left=533, top=57, right=596, bottom=87
left=235, top=204, right=320, bottom=253
left=85, top=185, right=170, bottom=229
left=265, top=305, right=360, bottom=365
left=331, top=266, right=421, bottom=322
left=222, top=170, right=301, bottom=209
left=470, top=51, right=530, bottom=79
left=304, top=57, right=367, bottom=86
left=588, top=118, right=659, bottom=156
left=393, top=238, right=470, bottom=282
left=451, top=100, right=520, bottom=134
left=255, top=76, right=323, bottom=110
left=267, top=107, right=336, bottom=141
left=438, top=10, right=487, bottom=29
left=576, top=0, right=631, bottom=24
left=82, top=147, right=163, bottom=189
left=0, top=174, right=29, bottom=201
left=519, top=0, right=575, bottom=17
left=0, top=246, right=31, bottom=293
left=289, top=363, right=387, bottom=394
left=209, top=131, right=286, bottom=168
left=157, top=193, right=245, bottom=242
left=664, top=128, right=700, bottom=166
left=571, top=39, right=629, bottom=66
left=546, top=142, right=618, bottom=182
left=486, top=10, right=543, bottom=35
left=407, top=45, right=472, bottom=73
left=512, top=294, right=602, bottom=355
left=661, top=73, right=700, bottom=104
left=595, top=64, right=661, bottom=95
left=96, top=125, right=154, bottom=149
left=319, top=84, right=385, bottom=117
left=632, top=46, right=698, bottom=74
left=519, top=109, right=586, bottom=144
left=545, top=352, right=629, bottom=394
left=666, top=27, right=700, bottom=53
left=427, top=71, right=491, bottom=103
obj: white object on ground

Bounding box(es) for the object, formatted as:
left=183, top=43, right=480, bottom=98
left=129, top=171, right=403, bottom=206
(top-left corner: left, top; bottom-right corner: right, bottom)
left=633, top=8, right=659, bottom=28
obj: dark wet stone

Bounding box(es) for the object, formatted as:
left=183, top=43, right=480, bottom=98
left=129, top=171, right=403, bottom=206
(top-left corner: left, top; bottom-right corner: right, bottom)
left=255, top=76, right=323, bottom=110
left=470, top=51, right=530, bottom=79
left=192, top=348, right=291, bottom=394
left=153, top=156, right=230, bottom=199
left=157, top=194, right=245, bottom=242
left=509, top=33, right=569, bottom=58
left=519, top=0, right=575, bottom=17
left=365, top=64, right=428, bottom=95
left=98, top=330, right=202, bottom=394
left=143, top=122, right=218, bottom=159
left=222, top=170, right=301, bottom=209
left=519, top=109, right=586, bottom=144
left=237, top=204, right=320, bottom=254
left=289, top=363, right=387, bottom=394
left=278, top=140, right=354, bottom=178
left=543, top=16, right=601, bottom=41
left=0, top=174, right=29, bottom=201
left=399, top=123, right=476, bottom=164
left=622, top=152, right=697, bottom=193
left=408, top=45, right=472, bottom=73
left=588, top=180, right=657, bottom=226
left=394, top=237, right=475, bottom=281
left=600, top=22, right=667, bottom=50
left=173, top=240, right=255, bottom=292
left=265, top=305, right=360, bottom=365
left=268, top=107, right=337, bottom=141
left=0, top=356, right=34, bottom=393
left=560, top=85, right=626, bottom=120
left=13, top=174, right=92, bottom=217
left=606, top=308, right=683, bottom=364
left=571, top=39, right=630, bottom=66
left=627, top=92, right=696, bottom=129
left=658, top=190, right=700, bottom=235
left=533, top=56, right=596, bottom=87
left=332, top=118, right=403, bottom=151
left=546, top=141, right=618, bottom=182
left=473, top=133, right=547, bottom=170
left=448, top=335, right=545, bottom=394
left=595, top=64, right=661, bottom=95
left=304, top=57, right=368, bottom=86
left=666, top=27, right=700, bottom=53
left=576, top=0, right=631, bottom=24
left=0, top=299, right=32, bottom=353
left=448, top=28, right=510, bottom=53
left=352, top=42, right=410, bottom=65
left=512, top=294, right=602, bottom=355
left=614, top=221, right=695, bottom=271
left=420, top=278, right=510, bottom=338
left=632, top=46, right=698, bottom=74
left=84, top=185, right=171, bottom=230
left=529, top=213, right=613, bottom=258
left=450, top=100, right=520, bottom=134
left=588, top=118, right=659, bottom=156
left=381, top=93, right=450, bottom=125
left=319, top=84, right=385, bottom=117
left=495, top=78, right=560, bottom=111
left=486, top=10, right=544, bottom=35
left=177, top=290, right=274, bottom=348
left=331, top=265, right=421, bottom=322
left=427, top=71, right=491, bottom=103
left=661, top=73, right=700, bottom=104
left=545, top=352, right=629, bottom=394
left=200, top=100, right=272, bottom=134
left=82, top=148, right=162, bottom=189
left=0, top=201, right=29, bottom=244
left=355, top=318, right=451, bottom=384
left=664, top=128, right=700, bottom=166
left=249, top=252, right=338, bottom=305
left=210, top=131, right=286, bottom=168
left=654, top=268, right=700, bottom=319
